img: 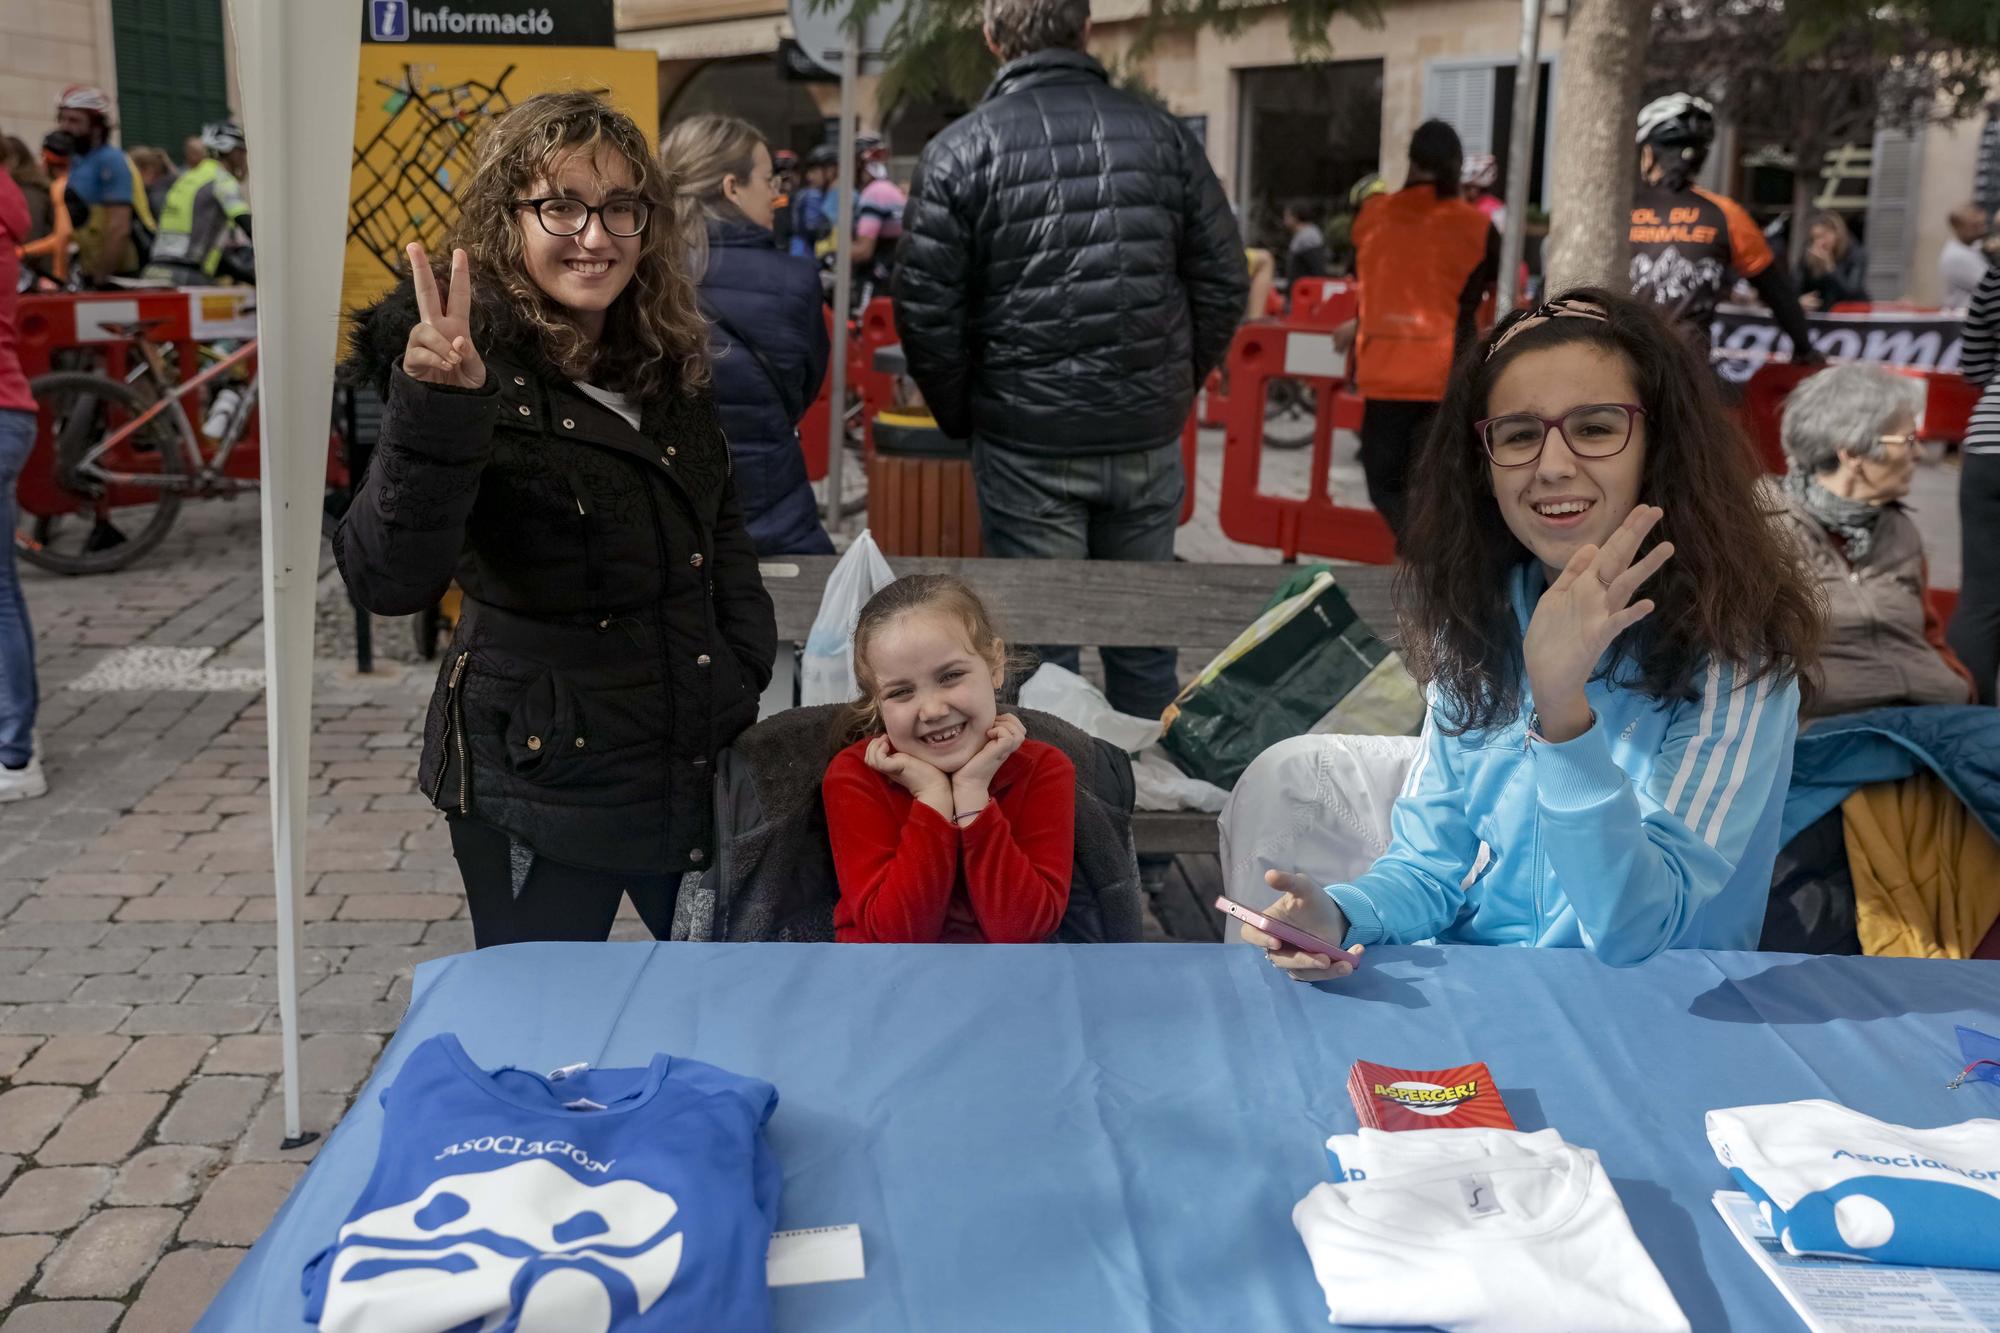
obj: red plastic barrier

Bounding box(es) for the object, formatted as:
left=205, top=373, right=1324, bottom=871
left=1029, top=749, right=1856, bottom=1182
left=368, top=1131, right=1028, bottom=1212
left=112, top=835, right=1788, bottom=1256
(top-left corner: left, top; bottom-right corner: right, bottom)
left=799, top=305, right=834, bottom=481
left=852, top=297, right=898, bottom=458
left=13, top=289, right=280, bottom=520
left=1180, top=409, right=1198, bottom=526
left=1217, top=322, right=1392, bottom=564
left=1920, top=375, right=1977, bottom=445
left=1287, top=278, right=1358, bottom=331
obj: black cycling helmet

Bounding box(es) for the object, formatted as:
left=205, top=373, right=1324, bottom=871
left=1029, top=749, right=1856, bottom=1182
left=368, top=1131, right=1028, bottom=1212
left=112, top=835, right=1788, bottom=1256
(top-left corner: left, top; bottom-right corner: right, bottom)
left=1636, top=93, right=1715, bottom=188
left=1636, top=93, right=1715, bottom=149
left=806, top=144, right=839, bottom=169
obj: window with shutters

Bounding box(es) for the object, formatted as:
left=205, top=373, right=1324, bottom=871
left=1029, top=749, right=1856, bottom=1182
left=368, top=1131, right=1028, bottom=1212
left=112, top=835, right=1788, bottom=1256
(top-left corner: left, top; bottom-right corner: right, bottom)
left=1421, top=57, right=1555, bottom=210
left=1974, top=111, right=2000, bottom=216
left=1424, top=64, right=1499, bottom=157
left=1864, top=123, right=1925, bottom=301
left=109, top=0, right=231, bottom=153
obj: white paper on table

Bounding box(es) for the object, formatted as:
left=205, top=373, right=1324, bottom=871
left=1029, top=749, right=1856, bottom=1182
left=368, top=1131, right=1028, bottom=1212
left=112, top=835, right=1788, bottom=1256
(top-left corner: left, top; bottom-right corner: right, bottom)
left=1712, top=1191, right=2000, bottom=1332
left=767, top=1223, right=866, bottom=1287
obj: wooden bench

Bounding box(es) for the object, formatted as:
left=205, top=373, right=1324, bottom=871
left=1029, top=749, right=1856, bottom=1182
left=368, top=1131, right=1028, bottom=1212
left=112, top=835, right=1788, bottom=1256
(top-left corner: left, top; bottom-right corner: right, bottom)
left=756, top=556, right=1402, bottom=861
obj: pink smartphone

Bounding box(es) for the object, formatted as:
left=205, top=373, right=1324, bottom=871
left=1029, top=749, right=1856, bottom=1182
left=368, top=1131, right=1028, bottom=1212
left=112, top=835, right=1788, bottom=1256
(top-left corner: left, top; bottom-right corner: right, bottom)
left=1215, top=895, right=1361, bottom=967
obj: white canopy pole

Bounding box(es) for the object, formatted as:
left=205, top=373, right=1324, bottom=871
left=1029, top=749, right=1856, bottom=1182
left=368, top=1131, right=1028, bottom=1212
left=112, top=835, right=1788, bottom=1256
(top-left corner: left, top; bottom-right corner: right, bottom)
left=1498, top=0, right=1545, bottom=311
left=821, top=27, right=862, bottom=535
left=227, top=0, right=362, bottom=1147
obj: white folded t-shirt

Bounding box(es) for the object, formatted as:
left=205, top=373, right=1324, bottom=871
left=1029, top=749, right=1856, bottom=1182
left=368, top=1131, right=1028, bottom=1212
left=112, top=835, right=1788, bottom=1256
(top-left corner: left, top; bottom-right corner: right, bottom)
left=1326, top=1126, right=1566, bottom=1182
left=1706, top=1099, right=2000, bottom=1269
left=1294, top=1144, right=1689, bottom=1332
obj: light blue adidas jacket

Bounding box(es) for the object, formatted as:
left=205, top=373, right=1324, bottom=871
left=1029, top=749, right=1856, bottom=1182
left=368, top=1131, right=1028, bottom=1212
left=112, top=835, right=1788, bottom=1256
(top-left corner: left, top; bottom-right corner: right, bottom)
left=1325, top=563, right=1800, bottom=966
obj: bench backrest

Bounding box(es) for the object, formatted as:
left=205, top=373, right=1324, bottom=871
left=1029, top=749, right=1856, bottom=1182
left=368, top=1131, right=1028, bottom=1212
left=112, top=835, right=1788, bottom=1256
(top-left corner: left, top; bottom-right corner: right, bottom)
left=758, top=557, right=1400, bottom=653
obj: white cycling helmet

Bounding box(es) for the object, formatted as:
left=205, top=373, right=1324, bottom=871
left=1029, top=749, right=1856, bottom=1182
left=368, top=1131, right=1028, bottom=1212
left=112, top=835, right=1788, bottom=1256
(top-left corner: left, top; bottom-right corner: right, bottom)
left=1635, top=92, right=1716, bottom=148
left=201, top=120, right=246, bottom=155
left=56, top=84, right=113, bottom=117
left=1461, top=154, right=1498, bottom=189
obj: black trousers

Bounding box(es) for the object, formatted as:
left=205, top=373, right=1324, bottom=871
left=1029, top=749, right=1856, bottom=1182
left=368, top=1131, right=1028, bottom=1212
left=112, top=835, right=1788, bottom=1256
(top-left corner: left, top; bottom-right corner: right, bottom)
left=1358, top=399, right=1439, bottom=543
left=447, top=815, right=679, bottom=949
left=1948, top=450, right=2000, bottom=706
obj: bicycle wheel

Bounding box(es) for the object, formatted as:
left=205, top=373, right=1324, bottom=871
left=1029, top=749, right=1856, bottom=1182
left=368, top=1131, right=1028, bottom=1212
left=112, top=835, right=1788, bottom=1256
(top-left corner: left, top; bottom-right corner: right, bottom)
left=14, top=372, right=189, bottom=575
left=1263, top=381, right=1317, bottom=450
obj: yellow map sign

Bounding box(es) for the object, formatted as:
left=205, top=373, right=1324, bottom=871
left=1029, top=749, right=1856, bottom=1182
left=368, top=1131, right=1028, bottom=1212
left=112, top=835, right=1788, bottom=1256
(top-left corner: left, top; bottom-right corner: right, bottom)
left=344, top=44, right=657, bottom=319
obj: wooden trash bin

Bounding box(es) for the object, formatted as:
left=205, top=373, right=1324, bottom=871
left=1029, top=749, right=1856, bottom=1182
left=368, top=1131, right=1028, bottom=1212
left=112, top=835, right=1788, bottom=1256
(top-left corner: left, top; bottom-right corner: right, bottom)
left=867, top=411, right=982, bottom=557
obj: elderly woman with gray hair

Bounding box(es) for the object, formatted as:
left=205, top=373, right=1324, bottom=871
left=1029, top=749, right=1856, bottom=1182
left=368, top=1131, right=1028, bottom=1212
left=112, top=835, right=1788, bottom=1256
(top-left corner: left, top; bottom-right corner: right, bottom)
left=1777, top=364, right=1975, bottom=716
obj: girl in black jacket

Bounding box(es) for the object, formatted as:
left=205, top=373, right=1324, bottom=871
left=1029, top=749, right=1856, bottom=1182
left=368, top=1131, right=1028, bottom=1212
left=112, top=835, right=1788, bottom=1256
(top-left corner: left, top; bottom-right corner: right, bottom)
left=335, top=91, right=776, bottom=947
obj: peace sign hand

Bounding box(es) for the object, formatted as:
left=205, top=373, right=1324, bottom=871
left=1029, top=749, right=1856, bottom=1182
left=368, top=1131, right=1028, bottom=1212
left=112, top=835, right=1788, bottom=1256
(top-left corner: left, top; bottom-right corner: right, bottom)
left=401, top=243, right=486, bottom=390
left=1522, top=504, right=1675, bottom=742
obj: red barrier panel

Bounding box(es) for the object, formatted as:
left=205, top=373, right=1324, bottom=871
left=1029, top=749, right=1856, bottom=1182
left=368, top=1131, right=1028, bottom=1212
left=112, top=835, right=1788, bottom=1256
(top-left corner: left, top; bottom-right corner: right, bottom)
left=1287, top=278, right=1358, bottom=330
left=1920, top=375, right=1977, bottom=445
left=1180, top=409, right=1198, bottom=526
left=799, top=305, right=834, bottom=481
left=14, top=289, right=269, bottom=519
left=852, top=297, right=898, bottom=458
left=1217, top=322, right=1393, bottom=564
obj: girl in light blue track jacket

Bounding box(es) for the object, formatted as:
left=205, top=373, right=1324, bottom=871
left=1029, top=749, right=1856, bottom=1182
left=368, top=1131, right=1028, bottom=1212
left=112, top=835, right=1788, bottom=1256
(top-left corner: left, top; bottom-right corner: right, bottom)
left=1242, top=287, right=1824, bottom=974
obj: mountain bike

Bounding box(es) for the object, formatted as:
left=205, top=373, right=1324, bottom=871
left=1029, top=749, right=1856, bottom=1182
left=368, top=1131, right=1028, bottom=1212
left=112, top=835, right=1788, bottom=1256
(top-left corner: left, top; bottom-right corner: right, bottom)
left=15, top=318, right=268, bottom=575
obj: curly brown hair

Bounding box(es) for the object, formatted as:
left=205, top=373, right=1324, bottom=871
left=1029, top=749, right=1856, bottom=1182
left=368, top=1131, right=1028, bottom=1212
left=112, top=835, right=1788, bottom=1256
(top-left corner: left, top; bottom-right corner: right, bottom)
left=443, top=89, right=709, bottom=399
left=1397, top=285, right=1824, bottom=734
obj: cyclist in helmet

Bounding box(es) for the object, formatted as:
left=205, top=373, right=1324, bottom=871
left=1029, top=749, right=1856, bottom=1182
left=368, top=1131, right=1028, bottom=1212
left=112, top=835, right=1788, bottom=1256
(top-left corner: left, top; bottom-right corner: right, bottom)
left=143, top=120, right=252, bottom=286
left=53, top=84, right=156, bottom=284
left=848, top=133, right=904, bottom=301
left=1460, top=153, right=1504, bottom=228
left=1628, top=92, right=1819, bottom=363
left=792, top=144, right=838, bottom=259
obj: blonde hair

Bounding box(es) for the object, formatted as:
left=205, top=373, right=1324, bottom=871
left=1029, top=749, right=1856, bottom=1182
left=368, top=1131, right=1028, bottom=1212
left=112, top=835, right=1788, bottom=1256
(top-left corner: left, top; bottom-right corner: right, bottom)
left=130, top=146, right=172, bottom=179
left=444, top=89, right=710, bottom=398
left=659, top=112, right=767, bottom=279
left=834, top=575, right=1027, bottom=746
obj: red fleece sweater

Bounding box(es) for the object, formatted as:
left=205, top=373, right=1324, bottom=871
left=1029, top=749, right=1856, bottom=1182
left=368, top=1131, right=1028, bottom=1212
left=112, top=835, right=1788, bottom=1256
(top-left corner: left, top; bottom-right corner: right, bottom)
left=823, top=737, right=1075, bottom=943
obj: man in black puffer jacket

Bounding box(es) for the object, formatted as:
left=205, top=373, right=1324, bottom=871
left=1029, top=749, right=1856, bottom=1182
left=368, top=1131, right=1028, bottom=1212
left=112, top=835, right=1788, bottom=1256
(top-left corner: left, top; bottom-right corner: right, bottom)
left=894, top=0, right=1246, bottom=719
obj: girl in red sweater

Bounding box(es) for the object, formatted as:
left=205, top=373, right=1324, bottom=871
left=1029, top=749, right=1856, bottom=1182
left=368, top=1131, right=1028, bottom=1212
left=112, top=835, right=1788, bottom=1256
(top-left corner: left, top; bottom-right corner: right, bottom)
left=823, top=575, right=1075, bottom=943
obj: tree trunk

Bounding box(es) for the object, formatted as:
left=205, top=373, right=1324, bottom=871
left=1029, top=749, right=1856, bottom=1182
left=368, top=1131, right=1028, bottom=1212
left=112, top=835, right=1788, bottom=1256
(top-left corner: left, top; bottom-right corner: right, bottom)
left=1542, top=0, right=1654, bottom=294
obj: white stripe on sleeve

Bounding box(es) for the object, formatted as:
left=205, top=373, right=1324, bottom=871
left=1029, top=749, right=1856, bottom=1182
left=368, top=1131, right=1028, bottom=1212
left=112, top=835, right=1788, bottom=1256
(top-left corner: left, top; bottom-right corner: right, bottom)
left=1677, top=663, right=1751, bottom=834
left=1700, top=673, right=1775, bottom=848
left=1401, top=709, right=1436, bottom=798
left=1663, top=661, right=1724, bottom=816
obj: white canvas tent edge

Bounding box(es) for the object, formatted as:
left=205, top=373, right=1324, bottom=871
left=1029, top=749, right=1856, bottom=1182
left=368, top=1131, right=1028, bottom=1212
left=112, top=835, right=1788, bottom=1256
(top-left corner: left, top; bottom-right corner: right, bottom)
left=228, top=0, right=363, bottom=1144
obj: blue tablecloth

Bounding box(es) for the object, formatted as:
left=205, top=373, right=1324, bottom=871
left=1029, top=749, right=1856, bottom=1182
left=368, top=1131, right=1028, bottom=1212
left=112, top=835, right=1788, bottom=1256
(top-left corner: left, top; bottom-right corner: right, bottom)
left=202, top=943, right=2000, bottom=1332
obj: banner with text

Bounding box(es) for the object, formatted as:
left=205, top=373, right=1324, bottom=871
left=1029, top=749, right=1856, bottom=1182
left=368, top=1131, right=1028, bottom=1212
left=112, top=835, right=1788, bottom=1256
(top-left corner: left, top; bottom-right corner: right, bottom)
left=1712, top=305, right=1965, bottom=382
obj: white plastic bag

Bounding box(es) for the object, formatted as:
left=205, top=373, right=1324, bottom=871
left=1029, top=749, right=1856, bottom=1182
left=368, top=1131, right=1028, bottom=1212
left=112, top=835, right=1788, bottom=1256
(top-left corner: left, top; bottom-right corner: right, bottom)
left=1019, top=663, right=1229, bottom=813
left=799, top=531, right=896, bottom=706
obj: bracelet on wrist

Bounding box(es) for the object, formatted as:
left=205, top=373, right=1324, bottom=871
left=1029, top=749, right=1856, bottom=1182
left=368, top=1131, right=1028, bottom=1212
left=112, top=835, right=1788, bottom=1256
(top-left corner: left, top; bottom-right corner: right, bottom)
left=951, top=806, right=986, bottom=824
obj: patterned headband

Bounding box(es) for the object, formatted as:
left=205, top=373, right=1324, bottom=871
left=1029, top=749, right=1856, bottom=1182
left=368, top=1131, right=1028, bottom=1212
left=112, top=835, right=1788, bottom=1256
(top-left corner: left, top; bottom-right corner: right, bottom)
left=1485, top=297, right=1611, bottom=361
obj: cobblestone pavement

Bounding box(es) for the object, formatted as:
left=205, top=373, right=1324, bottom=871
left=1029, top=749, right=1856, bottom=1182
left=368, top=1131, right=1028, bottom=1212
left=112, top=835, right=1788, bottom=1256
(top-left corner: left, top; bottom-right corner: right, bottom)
left=0, top=437, right=1966, bottom=1330
left=0, top=502, right=665, bottom=1330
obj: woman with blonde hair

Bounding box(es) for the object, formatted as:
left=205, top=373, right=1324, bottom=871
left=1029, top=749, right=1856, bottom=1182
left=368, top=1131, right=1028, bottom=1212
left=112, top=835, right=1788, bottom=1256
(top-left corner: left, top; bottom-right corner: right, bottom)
left=661, top=112, right=832, bottom=554
left=1796, top=210, right=1868, bottom=310
left=336, top=90, right=776, bottom=946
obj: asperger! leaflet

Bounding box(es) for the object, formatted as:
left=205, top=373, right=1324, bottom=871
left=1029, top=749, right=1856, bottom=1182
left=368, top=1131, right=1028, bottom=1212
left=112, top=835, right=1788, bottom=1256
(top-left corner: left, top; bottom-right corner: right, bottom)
left=1347, top=1060, right=1516, bottom=1132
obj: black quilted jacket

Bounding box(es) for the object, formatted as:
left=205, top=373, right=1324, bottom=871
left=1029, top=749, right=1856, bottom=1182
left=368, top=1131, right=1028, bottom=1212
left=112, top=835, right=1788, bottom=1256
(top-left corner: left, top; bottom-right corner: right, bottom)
left=893, top=47, right=1248, bottom=455
left=335, top=280, right=777, bottom=875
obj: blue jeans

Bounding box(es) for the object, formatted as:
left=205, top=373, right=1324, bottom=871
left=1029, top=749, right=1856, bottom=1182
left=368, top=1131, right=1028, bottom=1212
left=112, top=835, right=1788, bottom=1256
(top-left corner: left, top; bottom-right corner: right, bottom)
left=0, top=409, right=37, bottom=766
left=970, top=440, right=1183, bottom=720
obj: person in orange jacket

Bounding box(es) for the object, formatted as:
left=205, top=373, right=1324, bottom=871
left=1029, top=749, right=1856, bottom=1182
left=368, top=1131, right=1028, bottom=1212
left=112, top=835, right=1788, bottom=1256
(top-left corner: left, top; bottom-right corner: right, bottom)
left=1346, top=120, right=1499, bottom=540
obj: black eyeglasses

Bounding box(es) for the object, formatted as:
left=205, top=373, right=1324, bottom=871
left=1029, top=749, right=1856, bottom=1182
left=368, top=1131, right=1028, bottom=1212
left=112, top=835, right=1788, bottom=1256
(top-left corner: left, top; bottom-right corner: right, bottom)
left=513, top=196, right=650, bottom=238
left=1472, top=403, right=1647, bottom=468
